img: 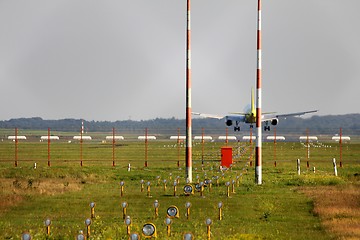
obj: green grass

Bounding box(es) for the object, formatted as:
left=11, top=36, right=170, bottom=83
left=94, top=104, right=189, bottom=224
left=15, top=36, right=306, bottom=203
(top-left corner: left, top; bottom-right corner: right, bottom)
left=0, top=139, right=359, bottom=239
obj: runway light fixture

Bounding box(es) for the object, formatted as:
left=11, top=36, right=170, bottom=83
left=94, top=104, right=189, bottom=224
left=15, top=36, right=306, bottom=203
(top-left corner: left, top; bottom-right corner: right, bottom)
left=213, top=176, right=219, bottom=186
left=125, top=216, right=132, bottom=235
left=140, top=180, right=145, bottom=192
left=194, top=183, right=201, bottom=192
left=183, top=232, right=194, bottom=240
left=85, top=218, right=92, bottom=238
left=156, top=176, right=160, bottom=185
left=76, top=230, right=85, bottom=240
left=129, top=232, right=140, bottom=240
left=153, top=200, right=160, bottom=218
left=173, top=181, right=177, bottom=197
left=44, top=218, right=51, bottom=235
left=231, top=179, right=236, bottom=193
left=218, top=202, right=223, bottom=220
left=21, top=232, right=31, bottom=240
left=142, top=223, right=157, bottom=238
left=147, top=181, right=151, bottom=197
left=205, top=218, right=212, bottom=240
left=165, top=217, right=172, bottom=237
left=185, top=202, right=191, bottom=219
left=122, top=201, right=128, bottom=219
left=167, top=205, right=179, bottom=219
left=120, top=181, right=125, bottom=197
left=163, top=179, right=167, bottom=191
left=184, top=184, right=193, bottom=196
left=225, top=181, right=230, bottom=197
left=200, top=181, right=205, bottom=197
left=90, top=202, right=96, bottom=218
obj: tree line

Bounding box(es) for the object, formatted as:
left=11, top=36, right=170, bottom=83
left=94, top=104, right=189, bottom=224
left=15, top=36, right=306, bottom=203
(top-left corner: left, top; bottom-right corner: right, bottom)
left=0, top=114, right=359, bottom=135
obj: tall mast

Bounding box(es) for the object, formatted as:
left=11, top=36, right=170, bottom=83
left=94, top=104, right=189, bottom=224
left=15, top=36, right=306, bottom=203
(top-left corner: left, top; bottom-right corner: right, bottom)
left=185, top=0, right=193, bottom=182
left=255, top=0, right=262, bottom=185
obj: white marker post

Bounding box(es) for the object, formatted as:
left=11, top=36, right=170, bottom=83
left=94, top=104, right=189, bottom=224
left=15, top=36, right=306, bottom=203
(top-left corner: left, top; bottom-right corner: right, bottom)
left=297, top=159, right=301, bottom=175
left=333, top=158, right=338, bottom=176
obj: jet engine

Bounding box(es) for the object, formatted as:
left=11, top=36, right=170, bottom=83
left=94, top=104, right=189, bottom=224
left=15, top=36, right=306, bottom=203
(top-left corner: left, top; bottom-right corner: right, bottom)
left=271, top=118, right=279, bottom=126
left=225, top=119, right=233, bottom=126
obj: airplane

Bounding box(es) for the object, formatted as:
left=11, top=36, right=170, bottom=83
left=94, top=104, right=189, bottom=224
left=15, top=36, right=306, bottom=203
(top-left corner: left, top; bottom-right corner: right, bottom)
left=192, top=88, right=318, bottom=132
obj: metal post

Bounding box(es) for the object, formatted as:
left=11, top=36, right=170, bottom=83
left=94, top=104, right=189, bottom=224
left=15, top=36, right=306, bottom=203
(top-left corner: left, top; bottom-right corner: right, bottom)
left=339, top=128, right=343, bottom=167
left=15, top=128, right=18, bottom=167
left=297, top=159, right=301, bottom=175
left=145, top=128, right=148, bottom=167
left=255, top=0, right=262, bottom=185
left=333, top=158, right=338, bottom=176
left=80, top=124, right=83, bottom=167
left=185, top=0, right=193, bottom=183
left=112, top=127, right=116, bottom=167
left=47, top=128, right=51, bottom=167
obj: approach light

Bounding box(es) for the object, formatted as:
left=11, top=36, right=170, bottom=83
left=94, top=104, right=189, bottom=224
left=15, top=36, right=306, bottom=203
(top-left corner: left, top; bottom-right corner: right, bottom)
left=218, top=202, right=223, bottom=220
left=163, top=179, right=167, bottom=191
left=156, top=176, right=160, bottom=185
left=140, top=180, right=145, bottom=192
left=194, top=183, right=201, bottom=192
left=85, top=218, right=92, bottom=238
left=120, top=181, right=125, bottom=197
left=85, top=218, right=92, bottom=226
left=153, top=200, right=160, bottom=218
left=205, top=218, right=212, bottom=239
left=185, top=202, right=191, bottom=219
left=76, top=230, right=85, bottom=240
left=199, top=182, right=205, bottom=197
left=21, top=232, right=31, bottom=240
left=44, top=218, right=51, bottom=235
left=173, top=181, right=178, bottom=196
left=129, top=232, right=141, bottom=240
left=184, top=184, right=194, bottom=196
left=90, top=202, right=96, bottom=218
left=183, top=232, right=194, bottom=240
left=122, top=201, right=128, bottom=219
left=125, top=216, right=131, bottom=235
left=225, top=181, right=230, bottom=197
left=231, top=179, right=236, bottom=193
left=142, top=223, right=157, bottom=238
left=204, top=179, right=211, bottom=186
left=167, top=205, right=179, bottom=219
left=146, top=181, right=151, bottom=197
left=165, top=217, right=172, bottom=237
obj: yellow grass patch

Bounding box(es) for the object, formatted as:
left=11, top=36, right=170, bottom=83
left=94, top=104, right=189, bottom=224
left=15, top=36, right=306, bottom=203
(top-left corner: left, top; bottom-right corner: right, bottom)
left=0, top=178, right=82, bottom=214
left=300, top=184, right=360, bottom=240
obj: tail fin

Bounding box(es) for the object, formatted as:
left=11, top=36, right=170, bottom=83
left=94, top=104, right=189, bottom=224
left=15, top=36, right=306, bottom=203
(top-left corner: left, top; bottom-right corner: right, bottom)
left=251, top=88, right=255, bottom=116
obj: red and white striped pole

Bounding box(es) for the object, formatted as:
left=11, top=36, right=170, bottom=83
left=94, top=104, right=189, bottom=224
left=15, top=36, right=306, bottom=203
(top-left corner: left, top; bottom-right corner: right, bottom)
left=81, top=120, right=84, bottom=134
left=185, top=0, right=193, bottom=182
left=255, top=0, right=262, bottom=185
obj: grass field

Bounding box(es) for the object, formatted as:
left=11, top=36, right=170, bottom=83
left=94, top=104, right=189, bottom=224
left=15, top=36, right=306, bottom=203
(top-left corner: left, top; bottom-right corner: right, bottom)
left=0, top=133, right=359, bottom=239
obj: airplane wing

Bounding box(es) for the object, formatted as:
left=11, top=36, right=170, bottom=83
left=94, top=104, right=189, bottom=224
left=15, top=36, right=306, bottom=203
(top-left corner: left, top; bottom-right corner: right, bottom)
left=192, top=112, right=224, bottom=120
left=262, top=110, right=318, bottom=122
left=275, top=110, right=318, bottom=118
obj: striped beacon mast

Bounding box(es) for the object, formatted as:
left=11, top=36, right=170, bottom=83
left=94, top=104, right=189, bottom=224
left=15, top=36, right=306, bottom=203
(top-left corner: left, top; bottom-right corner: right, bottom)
left=255, top=0, right=262, bottom=185
left=185, top=0, right=193, bottom=183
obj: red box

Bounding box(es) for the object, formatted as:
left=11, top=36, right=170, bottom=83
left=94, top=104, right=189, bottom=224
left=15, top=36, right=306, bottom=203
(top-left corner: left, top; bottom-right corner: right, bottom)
left=221, top=147, right=233, bottom=168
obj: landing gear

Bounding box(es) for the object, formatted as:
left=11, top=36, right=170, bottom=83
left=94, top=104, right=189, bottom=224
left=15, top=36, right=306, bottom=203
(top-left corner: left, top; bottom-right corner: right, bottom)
left=234, top=121, right=241, bottom=131
left=264, top=126, right=270, bottom=131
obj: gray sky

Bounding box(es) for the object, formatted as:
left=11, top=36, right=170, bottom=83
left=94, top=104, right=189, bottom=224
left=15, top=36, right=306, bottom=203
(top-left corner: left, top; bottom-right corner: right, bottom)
left=1, top=0, right=359, bottom=121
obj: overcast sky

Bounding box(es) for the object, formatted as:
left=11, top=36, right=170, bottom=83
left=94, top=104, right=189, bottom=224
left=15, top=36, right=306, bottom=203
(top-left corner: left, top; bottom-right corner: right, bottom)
left=1, top=0, right=359, bottom=121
